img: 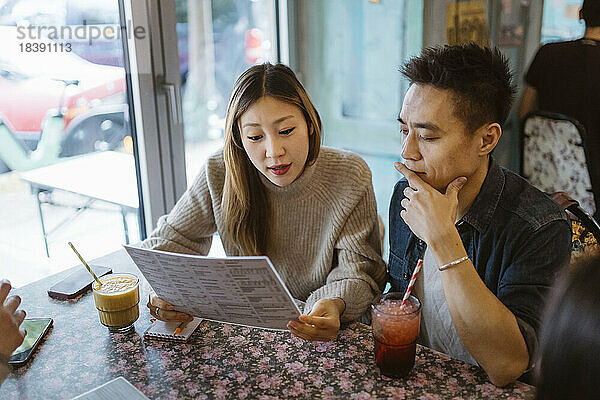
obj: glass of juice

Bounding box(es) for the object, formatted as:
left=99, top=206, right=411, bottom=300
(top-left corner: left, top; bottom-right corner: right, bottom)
left=92, top=273, right=140, bottom=333
left=371, top=293, right=421, bottom=378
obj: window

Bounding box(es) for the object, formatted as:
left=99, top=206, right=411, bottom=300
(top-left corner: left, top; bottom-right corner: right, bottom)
left=0, top=0, right=140, bottom=286
left=177, top=0, right=278, bottom=183
left=541, top=0, right=584, bottom=44
left=293, top=0, right=423, bottom=257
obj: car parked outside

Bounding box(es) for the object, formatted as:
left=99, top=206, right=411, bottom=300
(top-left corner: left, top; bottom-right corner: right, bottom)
left=0, top=26, right=125, bottom=139
left=0, top=26, right=127, bottom=173
left=0, top=0, right=189, bottom=79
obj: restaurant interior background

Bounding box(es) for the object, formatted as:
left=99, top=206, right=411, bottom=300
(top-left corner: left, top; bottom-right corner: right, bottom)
left=0, top=0, right=584, bottom=287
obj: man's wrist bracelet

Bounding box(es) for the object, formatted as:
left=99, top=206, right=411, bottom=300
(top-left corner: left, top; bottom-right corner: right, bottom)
left=438, top=255, right=469, bottom=271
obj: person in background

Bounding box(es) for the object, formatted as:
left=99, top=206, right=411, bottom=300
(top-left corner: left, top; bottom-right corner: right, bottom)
left=388, top=44, right=572, bottom=387
left=519, top=0, right=600, bottom=219
left=536, top=253, right=600, bottom=399
left=0, top=280, right=26, bottom=385
left=142, top=63, right=386, bottom=342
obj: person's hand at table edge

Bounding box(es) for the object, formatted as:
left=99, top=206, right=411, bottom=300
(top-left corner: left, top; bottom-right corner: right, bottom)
left=147, top=292, right=193, bottom=322
left=287, top=298, right=345, bottom=342
left=0, top=280, right=26, bottom=360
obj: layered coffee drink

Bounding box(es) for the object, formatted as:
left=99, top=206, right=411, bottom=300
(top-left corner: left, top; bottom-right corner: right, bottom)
left=92, top=273, right=140, bottom=332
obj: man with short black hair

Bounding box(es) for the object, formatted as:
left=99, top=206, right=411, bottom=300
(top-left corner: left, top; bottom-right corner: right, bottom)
left=519, top=0, right=600, bottom=218
left=388, top=43, right=571, bottom=387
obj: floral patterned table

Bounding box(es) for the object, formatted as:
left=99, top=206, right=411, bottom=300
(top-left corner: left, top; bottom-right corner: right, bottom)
left=1, top=250, right=535, bottom=399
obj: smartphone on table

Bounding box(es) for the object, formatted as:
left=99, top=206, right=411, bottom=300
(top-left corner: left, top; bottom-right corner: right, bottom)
left=9, top=318, right=53, bottom=366
left=47, top=265, right=112, bottom=299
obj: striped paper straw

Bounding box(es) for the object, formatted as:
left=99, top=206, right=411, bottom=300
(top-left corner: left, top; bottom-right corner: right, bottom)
left=68, top=241, right=102, bottom=287
left=400, top=259, right=423, bottom=308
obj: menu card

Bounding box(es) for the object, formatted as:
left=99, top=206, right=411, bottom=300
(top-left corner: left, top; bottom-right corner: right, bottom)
left=71, top=377, right=149, bottom=400
left=124, top=245, right=302, bottom=330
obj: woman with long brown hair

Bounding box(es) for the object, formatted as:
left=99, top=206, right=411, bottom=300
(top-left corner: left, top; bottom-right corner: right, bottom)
left=143, top=63, right=386, bottom=341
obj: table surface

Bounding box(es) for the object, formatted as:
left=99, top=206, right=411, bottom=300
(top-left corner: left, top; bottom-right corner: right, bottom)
left=19, top=151, right=139, bottom=209
left=1, top=249, right=535, bottom=400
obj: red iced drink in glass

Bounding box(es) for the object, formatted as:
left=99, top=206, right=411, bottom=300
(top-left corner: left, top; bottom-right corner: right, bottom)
left=371, top=293, right=421, bottom=378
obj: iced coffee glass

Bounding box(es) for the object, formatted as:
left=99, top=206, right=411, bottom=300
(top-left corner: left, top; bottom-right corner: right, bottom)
left=371, top=293, right=421, bottom=378
left=92, top=273, right=140, bottom=333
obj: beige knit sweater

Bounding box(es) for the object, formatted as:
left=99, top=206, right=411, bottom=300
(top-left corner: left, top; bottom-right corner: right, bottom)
left=141, top=146, right=386, bottom=322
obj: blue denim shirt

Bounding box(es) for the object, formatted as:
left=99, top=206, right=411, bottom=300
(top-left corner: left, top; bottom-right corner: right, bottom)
left=388, top=157, right=571, bottom=369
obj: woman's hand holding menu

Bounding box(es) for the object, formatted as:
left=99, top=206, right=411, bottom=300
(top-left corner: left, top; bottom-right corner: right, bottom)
left=287, top=298, right=344, bottom=342
left=147, top=292, right=194, bottom=322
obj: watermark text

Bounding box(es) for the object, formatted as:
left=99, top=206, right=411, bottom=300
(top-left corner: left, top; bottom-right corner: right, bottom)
left=16, top=19, right=146, bottom=45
